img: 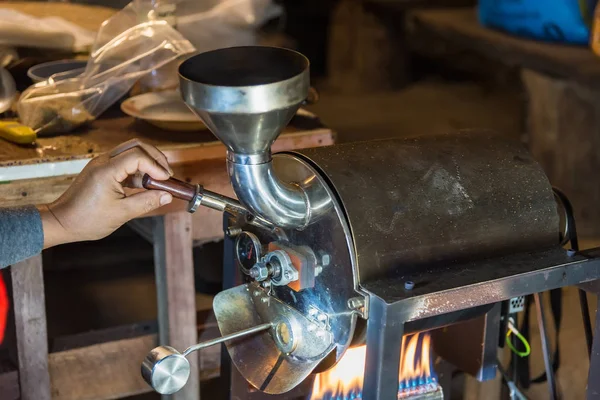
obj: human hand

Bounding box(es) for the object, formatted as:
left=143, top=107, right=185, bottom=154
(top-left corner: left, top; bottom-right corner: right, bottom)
left=38, top=139, right=174, bottom=248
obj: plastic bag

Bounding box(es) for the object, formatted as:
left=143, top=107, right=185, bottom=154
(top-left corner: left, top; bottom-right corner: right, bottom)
left=478, top=0, right=597, bottom=44
left=95, top=0, right=282, bottom=52
left=97, top=0, right=282, bottom=92
left=0, top=8, right=96, bottom=52
left=17, top=19, right=195, bottom=134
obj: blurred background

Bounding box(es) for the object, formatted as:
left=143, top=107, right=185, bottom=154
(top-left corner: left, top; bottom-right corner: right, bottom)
left=1, top=0, right=599, bottom=399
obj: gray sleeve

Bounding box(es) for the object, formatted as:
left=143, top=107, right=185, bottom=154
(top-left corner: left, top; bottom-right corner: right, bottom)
left=0, top=206, right=44, bottom=269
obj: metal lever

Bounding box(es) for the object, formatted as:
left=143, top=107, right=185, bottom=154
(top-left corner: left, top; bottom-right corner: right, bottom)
left=142, top=174, right=196, bottom=202
left=141, top=173, right=248, bottom=215
left=141, top=323, right=272, bottom=395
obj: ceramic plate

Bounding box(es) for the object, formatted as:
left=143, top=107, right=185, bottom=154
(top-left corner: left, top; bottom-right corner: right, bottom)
left=121, top=91, right=207, bottom=132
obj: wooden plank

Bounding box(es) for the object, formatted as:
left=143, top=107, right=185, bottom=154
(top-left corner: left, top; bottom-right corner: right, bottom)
left=406, top=8, right=600, bottom=89
left=0, top=111, right=328, bottom=166
left=0, top=129, right=335, bottom=244
left=10, top=254, right=51, bottom=400
left=327, top=0, right=408, bottom=93
left=0, top=332, right=222, bottom=400
left=153, top=212, right=199, bottom=400
left=522, top=68, right=600, bottom=238
left=2, top=311, right=219, bottom=400
left=0, top=130, right=334, bottom=208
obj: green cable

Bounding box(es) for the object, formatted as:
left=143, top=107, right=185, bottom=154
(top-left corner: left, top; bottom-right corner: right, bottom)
left=506, top=328, right=531, bottom=358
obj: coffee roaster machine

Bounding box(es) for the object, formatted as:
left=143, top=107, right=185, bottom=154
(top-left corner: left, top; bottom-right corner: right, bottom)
left=140, top=46, right=600, bottom=400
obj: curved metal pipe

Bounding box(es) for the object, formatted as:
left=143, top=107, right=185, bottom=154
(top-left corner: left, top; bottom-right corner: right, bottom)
left=227, top=152, right=332, bottom=229
left=228, top=157, right=308, bottom=228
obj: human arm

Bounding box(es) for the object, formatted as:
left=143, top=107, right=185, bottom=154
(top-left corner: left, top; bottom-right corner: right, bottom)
left=0, top=139, right=174, bottom=268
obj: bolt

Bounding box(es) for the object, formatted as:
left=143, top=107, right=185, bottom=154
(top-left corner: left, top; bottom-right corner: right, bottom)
left=253, top=291, right=261, bottom=297
left=315, top=266, right=323, bottom=277
left=249, top=263, right=270, bottom=281
left=404, top=281, right=415, bottom=290
left=567, top=249, right=577, bottom=257
left=308, top=308, right=318, bottom=316
left=284, top=271, right=291, bottom=280
left=318, top=314, right=327, bottom=322
left=319, top=252, right=331, bottom=267
left=347, top=297, right=365, bottom=310
left=261, top=297, right=269, bottom=303
left=226, top=227, right=242, bottom=237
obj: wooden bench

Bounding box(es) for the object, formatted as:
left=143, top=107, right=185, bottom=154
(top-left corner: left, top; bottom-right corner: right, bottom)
left=406, top=7, right=600, bottom=238
left=0, top=112, right=334, bottom=400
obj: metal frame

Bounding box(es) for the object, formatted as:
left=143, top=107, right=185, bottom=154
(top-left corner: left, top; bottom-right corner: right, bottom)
left=361, top=246, right=600, bottom=400
left=222, top=208, right=600, bottom=399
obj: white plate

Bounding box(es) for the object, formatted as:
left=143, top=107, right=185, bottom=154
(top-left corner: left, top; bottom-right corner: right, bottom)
left=121, top=90, right=318, bottom=132
left=121, top=91, right=207, bottom=132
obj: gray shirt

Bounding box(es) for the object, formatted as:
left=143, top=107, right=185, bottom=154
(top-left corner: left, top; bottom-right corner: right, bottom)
left=0, top=206, right=43, bottom=268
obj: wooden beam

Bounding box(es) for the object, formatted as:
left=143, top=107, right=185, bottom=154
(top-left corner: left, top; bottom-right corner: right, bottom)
left=0, top=333, right=222, bottom=400
left=153, top=212, right=199, bottom=400
left=11, top=254, right=51, bottom=400
left=406, top=8, right=600, bottom=89
left=1, top=312, right=221, bottom=400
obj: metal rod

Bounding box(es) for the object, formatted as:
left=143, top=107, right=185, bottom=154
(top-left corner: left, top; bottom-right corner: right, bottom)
left=579, top=289, right=594, bottom=357
left=533, top=292, right=557, bottom=400
left=182, top=323, right=272, bottom=356
left=201, top=190, right=245, bottom=214
left=554, top=187, right=593, bottom=357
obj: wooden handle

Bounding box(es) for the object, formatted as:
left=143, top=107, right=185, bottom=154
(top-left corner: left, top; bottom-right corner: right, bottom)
left=142, top=174, right=196, bottom=202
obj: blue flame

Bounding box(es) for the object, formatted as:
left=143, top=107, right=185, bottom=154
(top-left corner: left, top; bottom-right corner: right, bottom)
left=309, top=333, right=438, bottom=400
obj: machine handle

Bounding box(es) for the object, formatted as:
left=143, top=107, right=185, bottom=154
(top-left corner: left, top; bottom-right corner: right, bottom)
left=182, top=323, right=272, bottom=356
left=142, top=174, right=196, bottom=202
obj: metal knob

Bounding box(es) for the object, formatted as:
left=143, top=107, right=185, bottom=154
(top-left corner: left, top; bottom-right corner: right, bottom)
left=141, top=346, right=190, bottom=395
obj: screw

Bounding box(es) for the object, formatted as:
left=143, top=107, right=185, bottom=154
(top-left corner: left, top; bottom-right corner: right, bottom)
left=261, top=297, right=269, bottom=303
left=567, top=249, right=576, bottom=257
left=347, top=297, right=365, bottom=310
left=318, top=314, right=327, bottom=322
left=284, top=271, right=291, bottom=280
left=319, top=251, right=331, bottom=267
left=315, top=266, right=323, bottom=277
left=226, top=227, right=242, bottom=237
left=404, top=281, right=415, bottom=290
left=308, top=308, right=318, bottom=316
left=253, top=291, right=261, bottom=297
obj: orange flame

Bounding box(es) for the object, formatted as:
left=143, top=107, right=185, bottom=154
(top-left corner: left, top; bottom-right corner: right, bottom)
left=310, top=333, right=435, bottom=399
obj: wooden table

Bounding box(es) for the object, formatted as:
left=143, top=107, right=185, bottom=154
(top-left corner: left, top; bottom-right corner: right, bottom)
left=0, top=112, right=335, bottom=400
left=406, top=7, right=600, bottom=238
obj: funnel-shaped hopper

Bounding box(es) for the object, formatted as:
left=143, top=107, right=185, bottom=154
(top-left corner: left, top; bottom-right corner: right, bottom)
left=179, top=47, right=309, bottom=161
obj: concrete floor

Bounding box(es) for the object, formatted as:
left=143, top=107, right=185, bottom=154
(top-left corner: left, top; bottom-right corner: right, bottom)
left=42, top=78, right=593, bottom=400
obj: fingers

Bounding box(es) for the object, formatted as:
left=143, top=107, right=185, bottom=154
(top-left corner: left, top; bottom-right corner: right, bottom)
left=122, top=172, right=144, bottom=189
left=108, top=147, right=171, bottom=184
left=108, top=139, right=173, bottom=176
left=122, top=190, right=173, bottom=218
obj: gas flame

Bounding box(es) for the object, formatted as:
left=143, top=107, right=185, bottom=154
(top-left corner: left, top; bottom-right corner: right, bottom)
left=310, top=333, right=436, bottom=400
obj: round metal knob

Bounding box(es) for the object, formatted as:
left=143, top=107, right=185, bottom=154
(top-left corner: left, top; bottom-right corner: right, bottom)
left=141, top=346, right=191, bottom=395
